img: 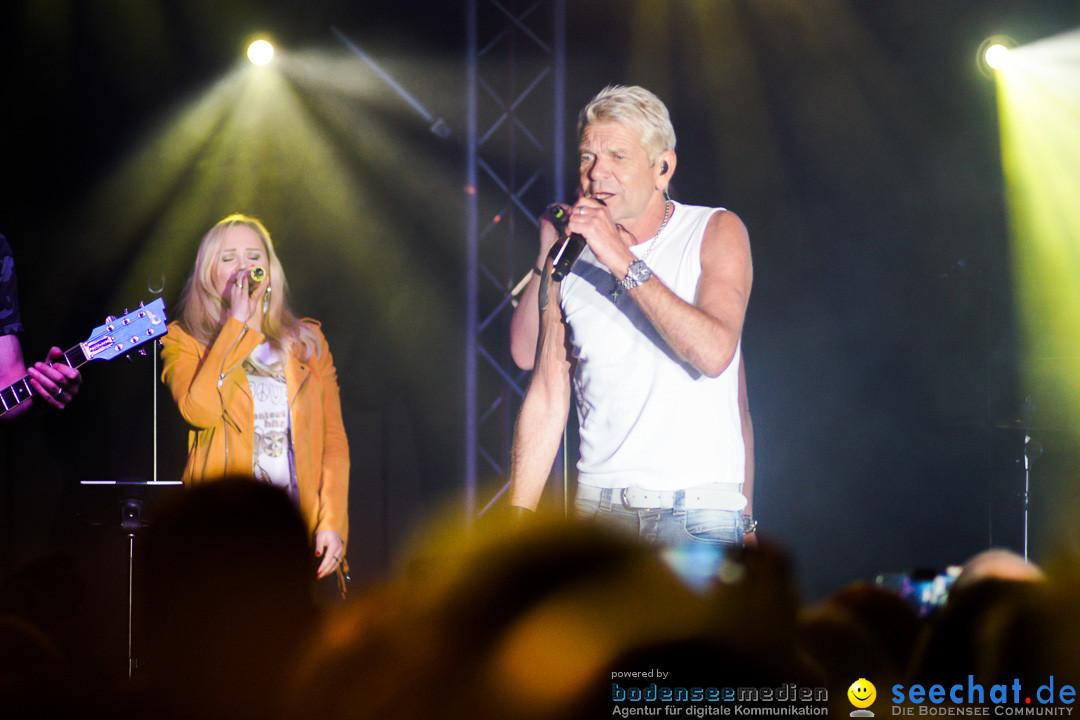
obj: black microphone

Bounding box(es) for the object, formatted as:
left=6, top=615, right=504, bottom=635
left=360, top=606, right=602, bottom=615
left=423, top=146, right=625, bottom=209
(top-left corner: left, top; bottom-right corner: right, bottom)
left=548, top=199, right=603, bottom=281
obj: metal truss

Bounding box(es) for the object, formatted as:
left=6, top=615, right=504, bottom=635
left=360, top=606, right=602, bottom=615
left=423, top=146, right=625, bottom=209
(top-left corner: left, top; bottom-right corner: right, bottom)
left=465, top=0, right=567, bottom=522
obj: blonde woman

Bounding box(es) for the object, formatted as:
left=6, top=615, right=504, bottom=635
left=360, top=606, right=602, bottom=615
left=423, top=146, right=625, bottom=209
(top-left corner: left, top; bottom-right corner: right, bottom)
left=162, top=214, right=349, bottom=582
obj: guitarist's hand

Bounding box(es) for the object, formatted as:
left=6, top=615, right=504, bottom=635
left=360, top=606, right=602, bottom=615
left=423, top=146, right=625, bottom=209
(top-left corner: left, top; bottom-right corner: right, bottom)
left=27, top=346, right=81, bottom=410
left=226, top=266, right=269, bottom=332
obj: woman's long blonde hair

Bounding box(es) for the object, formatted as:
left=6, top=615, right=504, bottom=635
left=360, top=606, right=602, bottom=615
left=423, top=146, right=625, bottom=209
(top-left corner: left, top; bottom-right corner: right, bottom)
left=176, top=214, right=319, bottom=361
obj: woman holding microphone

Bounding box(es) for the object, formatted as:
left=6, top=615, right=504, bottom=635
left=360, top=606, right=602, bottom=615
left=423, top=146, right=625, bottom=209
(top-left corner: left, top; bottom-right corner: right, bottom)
left=161, top=214, right=349, bottom=585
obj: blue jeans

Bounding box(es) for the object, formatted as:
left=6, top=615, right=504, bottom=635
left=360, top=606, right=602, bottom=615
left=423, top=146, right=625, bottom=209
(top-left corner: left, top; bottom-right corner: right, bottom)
left=574, top=488, right=742, bottom=591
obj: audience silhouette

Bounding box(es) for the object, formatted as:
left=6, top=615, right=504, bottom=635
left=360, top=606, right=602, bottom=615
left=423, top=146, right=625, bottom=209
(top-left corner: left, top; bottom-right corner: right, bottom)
left=2, top=492, right=1077, bottom=720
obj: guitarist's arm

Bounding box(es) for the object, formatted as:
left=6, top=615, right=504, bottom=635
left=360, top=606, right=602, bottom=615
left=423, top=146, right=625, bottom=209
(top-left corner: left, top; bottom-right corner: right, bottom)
left=1, top=337, right=81, bottom=421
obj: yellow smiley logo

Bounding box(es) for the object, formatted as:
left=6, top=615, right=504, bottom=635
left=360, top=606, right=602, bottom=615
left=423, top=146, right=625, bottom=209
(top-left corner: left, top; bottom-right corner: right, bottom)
left=848, top=678, right=876, bottom=709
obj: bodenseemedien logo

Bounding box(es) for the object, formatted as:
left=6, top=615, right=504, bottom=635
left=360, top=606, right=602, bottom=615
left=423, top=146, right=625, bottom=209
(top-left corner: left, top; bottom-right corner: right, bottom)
left=849, top=678, right=877, bottom=717
left=609, top=678, right=830, bottom=716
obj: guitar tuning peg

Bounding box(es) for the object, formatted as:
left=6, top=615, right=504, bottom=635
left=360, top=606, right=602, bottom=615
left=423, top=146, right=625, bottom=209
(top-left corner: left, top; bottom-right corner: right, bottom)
left=125, top=354, right=134, bottom=363
left=138, top=348, right=147, bottom=356
left=139, top=301, right=145, bottom=307
left=106, top=315, right=116, bottom=323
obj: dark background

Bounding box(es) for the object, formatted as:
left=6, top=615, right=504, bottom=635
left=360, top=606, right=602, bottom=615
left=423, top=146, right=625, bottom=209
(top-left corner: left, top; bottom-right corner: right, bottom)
left=1, top=0, right=1077, bottom=678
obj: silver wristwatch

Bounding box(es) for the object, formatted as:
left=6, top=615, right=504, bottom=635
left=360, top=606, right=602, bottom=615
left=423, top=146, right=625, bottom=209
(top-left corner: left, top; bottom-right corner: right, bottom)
left=619, top=260, right=653, bottom=292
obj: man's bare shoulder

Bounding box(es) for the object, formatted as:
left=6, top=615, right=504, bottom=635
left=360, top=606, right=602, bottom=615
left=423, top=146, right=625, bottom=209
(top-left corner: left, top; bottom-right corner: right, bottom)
left=704, top=208, right=749, bottom=244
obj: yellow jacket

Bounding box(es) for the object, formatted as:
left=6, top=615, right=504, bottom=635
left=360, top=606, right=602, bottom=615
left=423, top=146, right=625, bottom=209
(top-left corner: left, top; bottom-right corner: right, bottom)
left=161, top=317, right=349, bottom=545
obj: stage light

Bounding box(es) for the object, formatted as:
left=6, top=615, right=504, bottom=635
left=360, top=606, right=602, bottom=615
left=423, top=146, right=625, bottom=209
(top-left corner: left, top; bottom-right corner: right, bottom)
left=247, top=40, right=274, bottom=66
left=985, top=44, right=1010, bottom=70
left=977, top=35, right=1015, bottom=76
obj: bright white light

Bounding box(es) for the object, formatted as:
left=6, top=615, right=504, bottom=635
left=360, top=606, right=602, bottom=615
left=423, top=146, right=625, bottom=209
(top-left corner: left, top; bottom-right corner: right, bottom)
left=985, top=44, right=1010, bottom=70
left=247, top=40, right=275, bottom=66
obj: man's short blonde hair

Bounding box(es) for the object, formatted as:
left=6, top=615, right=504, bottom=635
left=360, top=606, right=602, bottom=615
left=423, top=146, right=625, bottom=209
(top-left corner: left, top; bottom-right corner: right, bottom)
left=578, top=85, right=676, bottom=164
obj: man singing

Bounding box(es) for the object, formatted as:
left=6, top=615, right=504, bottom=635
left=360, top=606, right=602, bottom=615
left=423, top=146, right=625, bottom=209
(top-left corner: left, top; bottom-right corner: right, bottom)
left=510, top=85, right=754, bottom=586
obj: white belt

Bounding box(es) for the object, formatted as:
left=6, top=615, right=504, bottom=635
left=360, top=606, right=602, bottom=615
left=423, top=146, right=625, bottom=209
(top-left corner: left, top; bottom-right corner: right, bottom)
left=576, top=482, right=742, bottom=510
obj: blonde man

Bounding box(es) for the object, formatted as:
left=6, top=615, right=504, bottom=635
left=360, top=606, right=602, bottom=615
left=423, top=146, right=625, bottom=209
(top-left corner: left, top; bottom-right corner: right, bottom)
left=510, top=86, right=754, bottom=587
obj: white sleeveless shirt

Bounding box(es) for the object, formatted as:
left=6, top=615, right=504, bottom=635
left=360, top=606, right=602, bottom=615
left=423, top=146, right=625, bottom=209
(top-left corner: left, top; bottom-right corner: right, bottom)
left=560, top=201, right=746, bottom=510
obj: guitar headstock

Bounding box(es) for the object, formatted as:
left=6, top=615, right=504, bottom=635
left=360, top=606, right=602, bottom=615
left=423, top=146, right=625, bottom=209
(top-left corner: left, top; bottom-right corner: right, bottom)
left=84, top=298, right=168, bottom=362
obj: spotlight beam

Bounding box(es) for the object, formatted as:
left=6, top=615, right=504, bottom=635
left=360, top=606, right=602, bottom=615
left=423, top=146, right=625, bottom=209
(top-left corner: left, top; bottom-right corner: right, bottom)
left=332, top=26, right=454, bottom=140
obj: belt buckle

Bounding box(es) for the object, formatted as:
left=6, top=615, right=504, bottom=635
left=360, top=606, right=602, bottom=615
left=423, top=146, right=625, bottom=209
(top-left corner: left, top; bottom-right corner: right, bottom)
left=621, top=487, right=663, bottom=511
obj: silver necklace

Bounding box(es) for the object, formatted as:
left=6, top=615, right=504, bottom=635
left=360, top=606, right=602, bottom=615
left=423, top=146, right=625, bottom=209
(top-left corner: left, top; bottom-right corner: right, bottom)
left=611, top=200, right=672, bottom=301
